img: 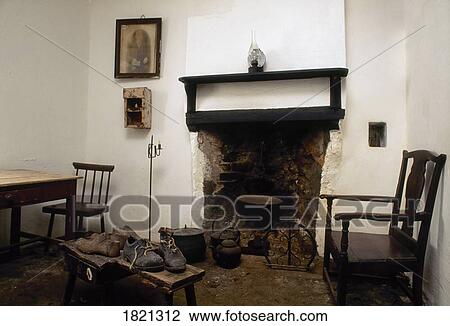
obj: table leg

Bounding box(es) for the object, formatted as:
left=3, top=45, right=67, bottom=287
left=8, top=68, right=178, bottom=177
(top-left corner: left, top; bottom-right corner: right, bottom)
left=65, top=195, right=76, bottom=240
left=63, top=270, right=77, bottom=305
left=184, top=285, right=197, bottom=306
left=102, top=283, right=114, bottom=305
left=165, top=292, right=174, bottom=306
left=10, top=207, right=21, bottom=255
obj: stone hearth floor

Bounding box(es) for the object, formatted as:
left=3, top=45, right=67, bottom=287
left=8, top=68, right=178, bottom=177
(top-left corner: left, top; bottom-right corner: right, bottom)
left=0, top=245, right=410, bottom=306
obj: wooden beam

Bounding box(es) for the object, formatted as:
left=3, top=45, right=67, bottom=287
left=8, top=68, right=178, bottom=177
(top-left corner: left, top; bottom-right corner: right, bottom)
left=186, top=107, right=344, bottom=131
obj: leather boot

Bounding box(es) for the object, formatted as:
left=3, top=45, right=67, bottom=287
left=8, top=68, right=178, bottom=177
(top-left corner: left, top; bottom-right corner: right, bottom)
left=158, top=227, right=186, bottom=273
left=122, top=237, right=164, bottom=272
left=75, top=233, right=120, bottom=257
left=111, top=225, right=139, bottom=249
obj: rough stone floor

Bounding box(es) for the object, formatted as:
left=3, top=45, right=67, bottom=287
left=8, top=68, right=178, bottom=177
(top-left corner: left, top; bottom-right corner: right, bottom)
left=0, top=245, right=410, bottom=306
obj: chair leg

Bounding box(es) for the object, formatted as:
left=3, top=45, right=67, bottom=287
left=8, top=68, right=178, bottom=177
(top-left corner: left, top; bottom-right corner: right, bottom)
left=323, top=246, right=331, bottom=280
left=47, top=213, right=55, bottom=238
left=412, top=273, right=424, bottom=305
left=77, top=216, right=84, bottom=232
left=100, top=214, right=105, bottom=233
left=336, top=258, right=348, bottom=305
left=336, top=275, right=347, bottom=305
left=45, top=213, right=56, bottom=251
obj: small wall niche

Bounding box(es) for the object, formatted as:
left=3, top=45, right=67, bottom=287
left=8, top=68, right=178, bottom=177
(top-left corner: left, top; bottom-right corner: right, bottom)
left=368, top=122, right=386, bottom=147
left=123, top=87, right=151, bottom=129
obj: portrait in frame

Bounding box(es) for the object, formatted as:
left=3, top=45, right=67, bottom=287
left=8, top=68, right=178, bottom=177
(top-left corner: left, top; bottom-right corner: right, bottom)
left=115, top=18, right=162, bottom=78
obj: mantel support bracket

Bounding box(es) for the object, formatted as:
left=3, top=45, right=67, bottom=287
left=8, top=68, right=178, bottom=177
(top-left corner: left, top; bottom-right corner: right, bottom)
left=185, top=83, right=197, bottom=113
left=330, top=76, right=342, bottom=109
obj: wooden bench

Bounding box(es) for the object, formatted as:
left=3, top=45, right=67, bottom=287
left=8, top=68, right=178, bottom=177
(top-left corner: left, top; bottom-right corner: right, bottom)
left=61, top=241, right=205, bottom=305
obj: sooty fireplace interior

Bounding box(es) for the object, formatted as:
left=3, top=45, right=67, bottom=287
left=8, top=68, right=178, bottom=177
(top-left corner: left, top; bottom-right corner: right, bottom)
left=197, top=126, right=330, bottom=230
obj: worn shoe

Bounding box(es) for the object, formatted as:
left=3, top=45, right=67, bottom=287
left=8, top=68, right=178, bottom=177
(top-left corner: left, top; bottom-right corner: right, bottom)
left=111, top=225, right=139, bottom=249
left=158, top=228, right=186, bottom=273
left=75, top=233, right=120, bottom=257
left=122, top=237, right=164, bottom=272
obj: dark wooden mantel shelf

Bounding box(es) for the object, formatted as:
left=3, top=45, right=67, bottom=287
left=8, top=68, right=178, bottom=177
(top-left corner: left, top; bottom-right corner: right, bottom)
left=179, top=67, right=349, bottom=132
left=179, top=67, right=348, bottom=85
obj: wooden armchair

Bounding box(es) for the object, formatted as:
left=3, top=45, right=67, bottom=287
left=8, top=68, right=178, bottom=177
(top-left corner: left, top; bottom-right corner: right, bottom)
left=321, top=150, right=446, bottom=305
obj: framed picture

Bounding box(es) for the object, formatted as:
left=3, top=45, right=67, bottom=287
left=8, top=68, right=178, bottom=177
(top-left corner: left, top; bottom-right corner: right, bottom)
left=115, top=18, right=162, bottom=78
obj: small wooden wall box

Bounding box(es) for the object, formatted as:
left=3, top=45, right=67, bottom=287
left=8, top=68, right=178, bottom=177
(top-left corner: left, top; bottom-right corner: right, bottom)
left=123, top=87, right=151, bottom=129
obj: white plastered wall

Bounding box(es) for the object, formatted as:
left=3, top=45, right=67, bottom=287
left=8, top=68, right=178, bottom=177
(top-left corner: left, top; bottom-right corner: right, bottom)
left=404, top=0, right=450, bottom=305
left=0, top=0, right=90, bottom=243
left=323, top=0, right=408, bottom=245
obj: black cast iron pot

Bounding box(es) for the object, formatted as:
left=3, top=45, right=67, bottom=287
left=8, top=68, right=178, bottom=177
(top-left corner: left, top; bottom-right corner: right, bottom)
left=172, top=226, right=206, bottom=263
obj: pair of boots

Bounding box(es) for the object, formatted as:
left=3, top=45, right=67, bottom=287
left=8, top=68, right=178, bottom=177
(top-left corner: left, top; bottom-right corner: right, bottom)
left=123, top=228, right=186, bottom=273
left=75, top=227, right=134, bottom=257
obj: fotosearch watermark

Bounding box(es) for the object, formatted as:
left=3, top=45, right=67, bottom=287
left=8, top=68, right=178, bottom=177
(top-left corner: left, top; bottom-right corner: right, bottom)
left=99, top=194, right=422, bottom=233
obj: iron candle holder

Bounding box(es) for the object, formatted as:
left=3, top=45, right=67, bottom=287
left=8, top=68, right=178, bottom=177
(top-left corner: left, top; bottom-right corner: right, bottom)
left=148, top=135, right=162, bottom=241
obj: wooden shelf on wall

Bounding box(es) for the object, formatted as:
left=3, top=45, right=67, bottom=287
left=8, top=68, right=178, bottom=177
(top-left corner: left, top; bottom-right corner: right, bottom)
left=123, top=87, right=152, bottom=129
left=179, top=67, right=348, bottom=131
left=179, top=67, right=348, bottom=85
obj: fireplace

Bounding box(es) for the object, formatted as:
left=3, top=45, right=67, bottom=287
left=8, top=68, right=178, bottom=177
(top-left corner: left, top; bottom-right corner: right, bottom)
left=180, top=68, right=347, bottom=269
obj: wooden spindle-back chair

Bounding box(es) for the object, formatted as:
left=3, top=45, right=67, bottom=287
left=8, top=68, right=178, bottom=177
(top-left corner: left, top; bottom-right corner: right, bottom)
left=43, top=162, right=114, bottom=238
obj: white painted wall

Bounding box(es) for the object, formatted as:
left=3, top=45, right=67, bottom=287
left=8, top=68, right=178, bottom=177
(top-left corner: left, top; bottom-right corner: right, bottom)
left=0, top=0, right=90, bottom=244
left=404, top=0, right=450, bottom=305
left=84, top=0, right=193, bottom=239
left=327, top=0, right=408, bottom=235
left=186, top=0, right=346, bottom=75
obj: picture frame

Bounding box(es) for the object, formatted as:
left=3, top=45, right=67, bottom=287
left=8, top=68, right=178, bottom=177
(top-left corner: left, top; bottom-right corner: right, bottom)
left=114, top=18, right=162, bottom=79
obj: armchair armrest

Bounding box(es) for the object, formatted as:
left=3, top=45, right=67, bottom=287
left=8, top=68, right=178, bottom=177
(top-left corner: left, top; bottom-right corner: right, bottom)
left=334, top=212, right=409, bottom=222
left=319, top=194, right=397, bottom=203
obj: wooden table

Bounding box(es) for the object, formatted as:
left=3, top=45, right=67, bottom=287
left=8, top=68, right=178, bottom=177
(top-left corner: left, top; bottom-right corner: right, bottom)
left=0, top=170, right=79, bottom=254
left=61, top=241, right=205, bottom=305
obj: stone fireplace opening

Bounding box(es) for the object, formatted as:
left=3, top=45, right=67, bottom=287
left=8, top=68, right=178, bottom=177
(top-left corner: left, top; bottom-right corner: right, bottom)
left=195, top=125, right=330, bottom=232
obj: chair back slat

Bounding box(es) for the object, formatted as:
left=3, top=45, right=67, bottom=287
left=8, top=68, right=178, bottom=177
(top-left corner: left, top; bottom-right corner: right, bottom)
left=390, top=150, right=446, bottom=253
left=393, top=151, right=408, bottom=216
left=98, top=171, right=104, bottom=204
left=405, top=155, right=429, bottom=210
left=90, top=171, right=96, bottom=203
left=424, top=154, right=446, bottom=214
left=81, top=170, right=88, bottom=203
left=72, top=162, right=115, bottom=205
left=105, top=172, right=112, bottom=205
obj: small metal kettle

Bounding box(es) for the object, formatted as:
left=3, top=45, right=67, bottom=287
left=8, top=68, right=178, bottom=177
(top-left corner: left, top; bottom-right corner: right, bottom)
left=215, top=239, right=241, bottom=269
